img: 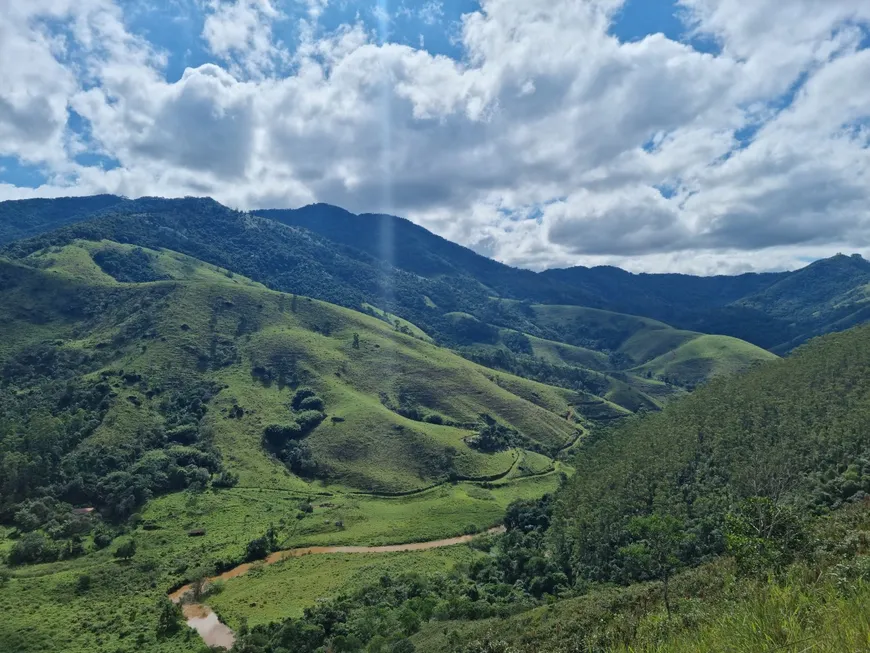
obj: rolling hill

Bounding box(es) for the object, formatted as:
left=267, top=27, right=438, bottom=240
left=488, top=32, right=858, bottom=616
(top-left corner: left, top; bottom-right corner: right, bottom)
left=1, top=239, right=582, bottom=503
left=0, top=196, right=778, bottom=402
left=212, top=320, right=870, bottom=653
left=4, top=196, right=870, bottom=356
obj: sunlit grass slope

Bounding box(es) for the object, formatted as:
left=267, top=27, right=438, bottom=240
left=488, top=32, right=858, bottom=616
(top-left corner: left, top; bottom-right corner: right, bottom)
left=631, top=333, right=778, bottom=387
left=5, top=241, right=578, bottom=493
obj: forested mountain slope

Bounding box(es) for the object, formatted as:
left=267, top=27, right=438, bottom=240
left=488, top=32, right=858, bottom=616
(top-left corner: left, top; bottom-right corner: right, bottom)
left=0, top=240, right=584, bottom=517
left=0, top=197, right=776, bottom=397
left=3, top=196, right=869, bottom=354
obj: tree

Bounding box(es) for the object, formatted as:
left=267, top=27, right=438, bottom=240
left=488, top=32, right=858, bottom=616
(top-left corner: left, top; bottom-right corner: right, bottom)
left=156, top=597, right=183, bottom=637
left=619, top=514, right=687, bottom=618
left=352, top=333, right=360, bottom=349
left=113, top=539, right=137, bottom=561
left=725, top=496, right=808, bottom=576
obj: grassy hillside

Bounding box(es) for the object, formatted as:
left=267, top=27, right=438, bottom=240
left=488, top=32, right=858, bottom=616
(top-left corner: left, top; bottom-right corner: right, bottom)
left=5, top=195, right=870, bottom=355
left=631, top=333, right=777, bottom=387
left=228, top=321, right=870, bottom=653
left=0, top=239, right=580, bottom=653
left=3, top=241, right=579, bottom=497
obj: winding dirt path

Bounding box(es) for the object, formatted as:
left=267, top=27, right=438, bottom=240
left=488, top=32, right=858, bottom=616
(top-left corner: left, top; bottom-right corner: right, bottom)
left=169, top=526, right=506, bottom=649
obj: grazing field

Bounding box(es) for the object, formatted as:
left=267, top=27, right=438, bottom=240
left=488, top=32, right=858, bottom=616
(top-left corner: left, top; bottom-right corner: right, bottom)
left=207, top=546, right=484, bottom=628
left=0, top=239, right=574, bottom=652
left=631, top=333, right=778, bottom=387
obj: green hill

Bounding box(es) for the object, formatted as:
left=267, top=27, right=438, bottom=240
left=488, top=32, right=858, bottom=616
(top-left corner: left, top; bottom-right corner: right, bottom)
left=227, top=322, right=870, bottom=653
left=4, top=196, right=870, bottom=354
left=1, top=241, right=579, bottom=503
left=631, top=333, right=777, bottom=387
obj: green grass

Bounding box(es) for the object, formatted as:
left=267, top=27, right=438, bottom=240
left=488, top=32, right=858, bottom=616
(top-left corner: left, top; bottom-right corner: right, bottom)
left=631, top=334, right=778, bottom=387
left=4, top=242, right=579, bottom=494
left=527, top=334, right=609, bottom=371
left=0, top=240, right=574, bottom=652
left=207, top=546, right=483, bottom=628
left=362, top=303, right=433, bottom=342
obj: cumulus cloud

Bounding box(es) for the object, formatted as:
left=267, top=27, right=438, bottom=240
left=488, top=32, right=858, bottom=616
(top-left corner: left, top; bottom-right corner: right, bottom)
left=0, top=0, right=869, bottom=274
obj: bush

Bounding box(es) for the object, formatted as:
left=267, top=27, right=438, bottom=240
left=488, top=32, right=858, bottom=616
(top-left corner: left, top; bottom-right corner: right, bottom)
left=8, top=532, right=60, bottom=566
left=75, top=574, right=91, bottom=594
left=156, top=597, right=183, bottom=637
left=93, top=526, right=114, bottom=550
left=295, top=410, right=325, bottom=433
left=264, top=423, right=303, bottom=446
left=113, top=539, right=136, bottom=561
left=291, top=388, right=317, bottom=410
left=298, top=395, right=324, bottom=412
left=213, top=470, right=239, bottom=488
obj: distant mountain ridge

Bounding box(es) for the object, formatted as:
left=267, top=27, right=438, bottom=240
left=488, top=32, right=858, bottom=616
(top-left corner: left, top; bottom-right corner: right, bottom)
left=0, top=195, right=866, bottom=354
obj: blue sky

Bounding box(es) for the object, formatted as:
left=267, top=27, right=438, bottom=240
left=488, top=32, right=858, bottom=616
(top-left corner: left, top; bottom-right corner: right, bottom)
left=1, top=0, right=869, bottom=275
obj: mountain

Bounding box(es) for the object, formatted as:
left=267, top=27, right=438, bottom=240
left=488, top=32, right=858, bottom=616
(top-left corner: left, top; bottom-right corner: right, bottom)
left=0, top=239, right=579, bottom=653
left=0, top=239, right=582, bottom=508
left=257, top=204, right=870, bottom=353
left=3, top=196, right=868, bottom=354
left=0, top=196, right=777, bottom=397
left=0, top=194, right=125, bottom=245
left=2, top=196, right=869, bottom=653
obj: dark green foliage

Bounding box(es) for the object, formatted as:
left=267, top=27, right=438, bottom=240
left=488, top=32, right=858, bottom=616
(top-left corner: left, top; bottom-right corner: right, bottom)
left=618, top=514, right=688, bottom=617
left=92, top=247, right=168, bottom=283
left=298, top=395, right=325, bottom=412
left=467, top=416, right=529, bottom=454
left=459, top=347, right=611, bottom=397
left=501, top=331, right=532, bottom=355
left=212, top=470, right=240, bottom=488
left=263, top=423, right=303, bottom=447
left=113, top=539, right=136, bottom=561
left=75, top=574, right=91, bottom=594
left=262, top=386, right=325, bottom=478
left=291, top=388, right=317, bottom=410
left=245, top=526, right=278, bottom=562
left=724, top=497, right=808, bottom=576
left=0, top=195, right=125, bottom=244
left=8, top=531, right=61, bottom=565
left=551, top=323, right=870, bottom=587
left=155, top=597, right=183, bottom=638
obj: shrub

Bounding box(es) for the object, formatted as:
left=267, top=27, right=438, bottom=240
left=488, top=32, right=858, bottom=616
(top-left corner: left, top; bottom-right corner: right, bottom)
left=113, top=539, right=137, bottom=561
left=295, top=410, right=325, bottom=433
left=8, top=532, right=61, bottom=565
left=291, top=388, right=317, bottom=410
left=298, top=395, right=324, bottom=412
left=264, top=423, right=303, bottom=446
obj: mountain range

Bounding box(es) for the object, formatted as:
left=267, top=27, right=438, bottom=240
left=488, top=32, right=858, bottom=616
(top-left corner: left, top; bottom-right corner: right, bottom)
left=4, top=194, right=869, bottom=358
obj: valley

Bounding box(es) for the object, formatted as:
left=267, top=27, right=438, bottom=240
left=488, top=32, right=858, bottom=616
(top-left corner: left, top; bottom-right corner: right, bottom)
left=1, top=196, right=870, bottom=653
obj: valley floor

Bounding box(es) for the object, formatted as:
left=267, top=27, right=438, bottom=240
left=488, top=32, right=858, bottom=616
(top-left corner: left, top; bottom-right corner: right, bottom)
left=0, top=472, right=562, bottom=653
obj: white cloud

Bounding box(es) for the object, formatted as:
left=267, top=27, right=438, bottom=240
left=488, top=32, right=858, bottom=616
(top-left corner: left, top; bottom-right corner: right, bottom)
left=201, top=0, right=286, bottom=77
left=1, top=0, right=869, bottom=275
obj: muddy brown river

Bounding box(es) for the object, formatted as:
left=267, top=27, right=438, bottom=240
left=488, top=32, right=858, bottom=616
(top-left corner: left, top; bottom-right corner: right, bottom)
left=169, top=526, right=505, bottom=649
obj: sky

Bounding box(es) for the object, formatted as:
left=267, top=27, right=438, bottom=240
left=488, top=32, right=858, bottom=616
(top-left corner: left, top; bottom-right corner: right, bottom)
left=0, top=0, right=869, bottom=274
